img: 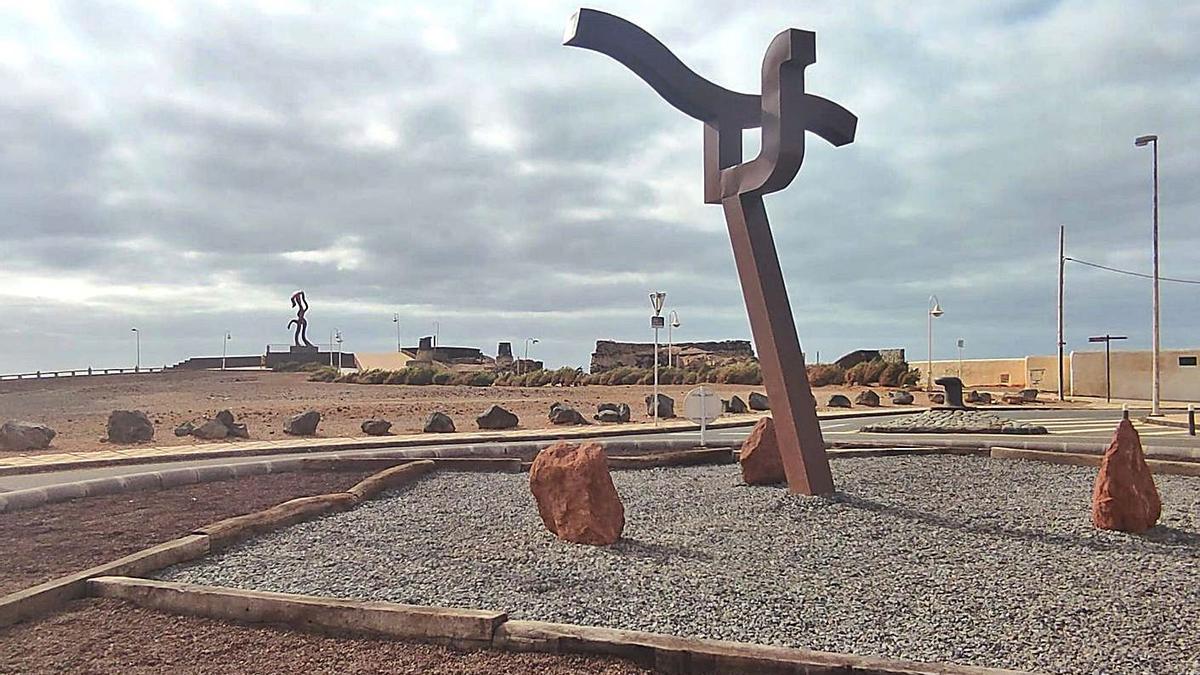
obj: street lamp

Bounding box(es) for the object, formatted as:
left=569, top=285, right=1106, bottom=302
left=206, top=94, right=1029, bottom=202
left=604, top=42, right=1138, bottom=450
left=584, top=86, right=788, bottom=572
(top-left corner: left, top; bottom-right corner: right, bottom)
left=522, top=337, right=539, bottom=375
left=926, top=296, right=943, bottom=392
left=1135, top=134, right=1161, bottom=415
left=649, top=291, right=667, bottom=425
left=130, top=328, right=140, bottom=371
left=667, top=310, right=680, bottom=368
left=221, top=331, right=232, bottom=371
left=956, top=338, right=965, bottom=379
left=393, top=314, right=401, bottom=353
left=335, top=329, right=344, bottom=370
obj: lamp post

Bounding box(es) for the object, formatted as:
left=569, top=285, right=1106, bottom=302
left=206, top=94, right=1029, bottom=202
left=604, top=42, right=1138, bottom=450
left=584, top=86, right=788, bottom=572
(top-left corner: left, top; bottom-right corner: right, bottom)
left=649, top=291, right=666, bottom=425
left=393, top=314, right=401, bottom=353
left=433, top=321, right=440, bottom=349
left=1135, top=134, right=1160, bottom=415
left=523, top=337, right=539, bottom=375
left=956, top=338, right=964, bottom=379
left=667, top=310, right=680, bottom=368
left=221, top=331, right=231, bottom=371
left=926, top=296, right=943, bottom=392
left=1088, top=334, right=1128, bottom=403
left=335, top=329, right=343, bottom=370
left=130, top=328, right=140, bottom=371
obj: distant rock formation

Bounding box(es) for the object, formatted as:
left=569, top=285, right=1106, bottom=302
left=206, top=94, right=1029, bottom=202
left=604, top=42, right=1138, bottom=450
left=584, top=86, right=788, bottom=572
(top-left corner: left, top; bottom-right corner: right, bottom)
left=589, top=339, right=754, bottom=373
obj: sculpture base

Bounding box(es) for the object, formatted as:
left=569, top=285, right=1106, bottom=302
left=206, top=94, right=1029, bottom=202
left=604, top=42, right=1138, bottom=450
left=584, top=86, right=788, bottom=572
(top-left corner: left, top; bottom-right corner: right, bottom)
left=289, top=345, right=319, bottom=354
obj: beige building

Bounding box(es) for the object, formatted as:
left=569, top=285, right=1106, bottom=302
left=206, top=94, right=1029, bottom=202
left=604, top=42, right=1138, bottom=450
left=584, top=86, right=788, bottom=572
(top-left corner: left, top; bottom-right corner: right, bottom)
left=922, top=348, right=1200, bottom=402
left=1070, top=349, right=1200, bottom=401
left=923, top=355, right=1069, bottom=392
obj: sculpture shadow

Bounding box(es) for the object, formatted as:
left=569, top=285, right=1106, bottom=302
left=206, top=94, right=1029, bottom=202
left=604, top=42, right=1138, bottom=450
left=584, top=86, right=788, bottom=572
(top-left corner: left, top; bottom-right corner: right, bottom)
left=611, top=537, right=716, bottom=563
left=829, top=492, right=1200, bottom=559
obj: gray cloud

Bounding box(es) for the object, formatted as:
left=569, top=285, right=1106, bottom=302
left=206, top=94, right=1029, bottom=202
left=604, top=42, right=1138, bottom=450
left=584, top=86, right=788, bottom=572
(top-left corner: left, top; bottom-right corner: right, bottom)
left=1, top=0, right=1198, bottom=373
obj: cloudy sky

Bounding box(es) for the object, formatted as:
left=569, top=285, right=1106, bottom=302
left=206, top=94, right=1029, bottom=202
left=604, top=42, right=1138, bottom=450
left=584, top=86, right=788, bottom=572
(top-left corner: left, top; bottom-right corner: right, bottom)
left=2, top=0, right=1197, bottom=373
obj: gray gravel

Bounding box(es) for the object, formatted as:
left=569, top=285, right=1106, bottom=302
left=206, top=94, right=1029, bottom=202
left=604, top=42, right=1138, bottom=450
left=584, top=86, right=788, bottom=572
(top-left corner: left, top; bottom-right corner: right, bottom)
left=862, top=409, right=1048, bottom=434
left=159, top=456, right=1200, bottom=674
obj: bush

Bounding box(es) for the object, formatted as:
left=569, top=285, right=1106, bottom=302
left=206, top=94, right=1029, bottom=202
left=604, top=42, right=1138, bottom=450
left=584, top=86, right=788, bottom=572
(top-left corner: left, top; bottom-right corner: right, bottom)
left=359, top=369, right=388, bottom=384
left=715, top=361, right=762, bottom=385
left=307, top=366, right=339, bottom=382
left=844, top=359, right=889, bottom=385
left=404, top=366, right=437, bottom=386
left=334, top=371, right=359, bottom=384
left=432, top=371, right=453, bottom=385
left=878, top=362, right=909, bottom=387
left=807, top=363, right=845, bottom=387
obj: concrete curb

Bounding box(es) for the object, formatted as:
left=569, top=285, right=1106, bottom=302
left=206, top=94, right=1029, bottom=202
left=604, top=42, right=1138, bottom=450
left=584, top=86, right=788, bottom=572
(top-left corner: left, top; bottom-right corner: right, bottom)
left=0, top=407, right=927, bottom=478
left=0, top=535, right=209, bottom=628
left=1140, top=415, right=1195, bottom=431
left=89, top=576, right=505, bottom=648
left=0, top=458, right=307, bottom=514
left=828, top=437, right=1200, bottom=462
left=81, top=576, right=1026, bottom=674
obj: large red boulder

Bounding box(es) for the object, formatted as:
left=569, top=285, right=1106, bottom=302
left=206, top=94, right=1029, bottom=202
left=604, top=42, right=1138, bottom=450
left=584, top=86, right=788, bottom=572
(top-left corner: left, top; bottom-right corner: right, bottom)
left=739, top=417, right=785, bottom=485
left=529, top=441, right=624, bottom=545
left=1092, top=419, right=1162, bottom=533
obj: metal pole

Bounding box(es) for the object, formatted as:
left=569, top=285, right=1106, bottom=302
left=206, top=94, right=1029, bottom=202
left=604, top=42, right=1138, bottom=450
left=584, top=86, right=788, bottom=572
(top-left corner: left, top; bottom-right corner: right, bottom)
left=667, top=321, right=673, bottom=369
left=394, top=314, right=401, bottom=353
left=653, top=325, right=660, bottom=426
left=926, top=309, right=933, bottom=392
left=1151, top=139, right=1161, bottom=415
left=1189, top=404, right=1195, bottom=436
left=1057, top=224, right=1065, bottom=401
left=1105, top=338, right=1111, bottom=403
left=222, top=333, right=227, bottom=371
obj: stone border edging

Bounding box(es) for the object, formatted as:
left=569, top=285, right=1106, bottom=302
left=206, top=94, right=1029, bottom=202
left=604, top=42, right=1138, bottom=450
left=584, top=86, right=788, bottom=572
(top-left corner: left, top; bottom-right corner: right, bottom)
left=88, top=576, right=505, bottom=648
left=990, top=447, right=1200, bottom=477
left=1140, top=415, right=1194, bottom=430
left=0, top=535, right=208, bottom=628
left=83, top=575, right=1027, bottom=675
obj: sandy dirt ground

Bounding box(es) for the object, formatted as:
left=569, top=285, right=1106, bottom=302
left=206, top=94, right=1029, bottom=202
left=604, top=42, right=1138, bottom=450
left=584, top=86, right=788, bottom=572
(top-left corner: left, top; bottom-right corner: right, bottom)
left=0, top=598, right=649, bottom=674
left=0, top=370, right=1062, bottom=457
left=0, top=470, right=375, bottom=596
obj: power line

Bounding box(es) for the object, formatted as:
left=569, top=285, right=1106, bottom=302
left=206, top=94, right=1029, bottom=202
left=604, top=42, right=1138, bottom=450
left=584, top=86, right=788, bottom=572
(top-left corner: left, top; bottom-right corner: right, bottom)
left=1063, top=256, right=1200, bottom=285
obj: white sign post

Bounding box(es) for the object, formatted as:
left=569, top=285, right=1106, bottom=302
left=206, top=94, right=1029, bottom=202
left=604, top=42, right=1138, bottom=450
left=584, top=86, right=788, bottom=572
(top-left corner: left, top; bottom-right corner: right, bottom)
left=683, top=385, right=724, bottom=446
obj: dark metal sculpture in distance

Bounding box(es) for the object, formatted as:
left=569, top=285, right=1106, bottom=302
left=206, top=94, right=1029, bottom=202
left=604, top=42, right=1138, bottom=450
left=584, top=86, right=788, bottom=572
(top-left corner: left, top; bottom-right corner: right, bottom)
left=289, top=290, right=315, bottom=348
left=565, top=9, right=857, bottom=494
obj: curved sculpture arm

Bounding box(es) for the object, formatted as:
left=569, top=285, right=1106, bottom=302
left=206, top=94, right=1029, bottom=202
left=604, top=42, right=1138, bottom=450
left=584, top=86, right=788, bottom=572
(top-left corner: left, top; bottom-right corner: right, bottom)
left=564, top=8, right=761, bottom=129
left=721, top=30, right=857, bottom=198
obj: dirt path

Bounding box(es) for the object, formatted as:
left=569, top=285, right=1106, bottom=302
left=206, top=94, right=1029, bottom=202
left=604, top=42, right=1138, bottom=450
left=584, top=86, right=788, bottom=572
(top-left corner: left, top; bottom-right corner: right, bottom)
left=0, top=471, right=374, bottom=596
left=0, top=598, right=649, bottom=674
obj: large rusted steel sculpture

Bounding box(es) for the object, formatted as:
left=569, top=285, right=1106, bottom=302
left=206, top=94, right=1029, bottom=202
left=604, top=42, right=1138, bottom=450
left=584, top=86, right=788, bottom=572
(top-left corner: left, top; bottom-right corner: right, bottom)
left=565, top=9, right=857, bottom=494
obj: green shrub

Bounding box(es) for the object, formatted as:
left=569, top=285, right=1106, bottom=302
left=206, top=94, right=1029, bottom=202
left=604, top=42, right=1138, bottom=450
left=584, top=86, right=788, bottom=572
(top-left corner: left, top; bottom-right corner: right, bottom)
left=715, top=361, right=762, bottom=385
left=359, top=369, right=388, bottom=384
left=807, top=363, right=845, bottom=387
left=335, top=371, right=359, bottom=384
left=307, top=366, right=339, bottom=382
left=432, top=371, right=452, bottom=385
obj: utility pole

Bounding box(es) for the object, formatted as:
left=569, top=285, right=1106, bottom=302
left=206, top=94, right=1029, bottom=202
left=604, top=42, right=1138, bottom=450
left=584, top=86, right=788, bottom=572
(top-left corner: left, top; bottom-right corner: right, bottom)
left=1057, top=224, right=1065, bottom=401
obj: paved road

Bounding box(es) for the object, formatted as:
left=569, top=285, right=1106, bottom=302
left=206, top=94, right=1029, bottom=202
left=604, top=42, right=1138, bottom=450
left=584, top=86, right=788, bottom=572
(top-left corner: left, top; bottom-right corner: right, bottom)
left=3, top=408, right=1193, bottom=492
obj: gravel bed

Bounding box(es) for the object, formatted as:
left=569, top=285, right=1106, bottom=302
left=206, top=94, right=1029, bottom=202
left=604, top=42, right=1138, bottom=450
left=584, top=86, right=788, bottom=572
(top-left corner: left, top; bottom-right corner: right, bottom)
left=159, top=456, right=1200, bottom=674
left=861, top=409, right=1048, bottom=434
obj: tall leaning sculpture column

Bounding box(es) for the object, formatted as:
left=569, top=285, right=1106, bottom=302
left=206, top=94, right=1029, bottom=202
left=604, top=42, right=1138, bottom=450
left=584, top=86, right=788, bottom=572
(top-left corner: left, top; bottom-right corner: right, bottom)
left=565, top=9, right=857, bottom=494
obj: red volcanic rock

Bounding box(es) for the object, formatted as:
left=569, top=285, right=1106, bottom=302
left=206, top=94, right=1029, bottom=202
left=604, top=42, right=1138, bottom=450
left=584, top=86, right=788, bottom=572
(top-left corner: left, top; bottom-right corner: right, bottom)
left=739, top=417, right=785, bottom=485
left=1092, top=419, right=1162, bottom=533
left=529, top=441, right=624, bottom=545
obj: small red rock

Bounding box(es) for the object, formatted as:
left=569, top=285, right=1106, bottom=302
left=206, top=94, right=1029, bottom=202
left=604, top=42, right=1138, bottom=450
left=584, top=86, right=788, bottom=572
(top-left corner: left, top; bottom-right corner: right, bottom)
left=1092, top=419, right=1162, bottom=533
left=739, top=417, right=785, bottom=485
left=529, top=441, right=624, bottom=545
